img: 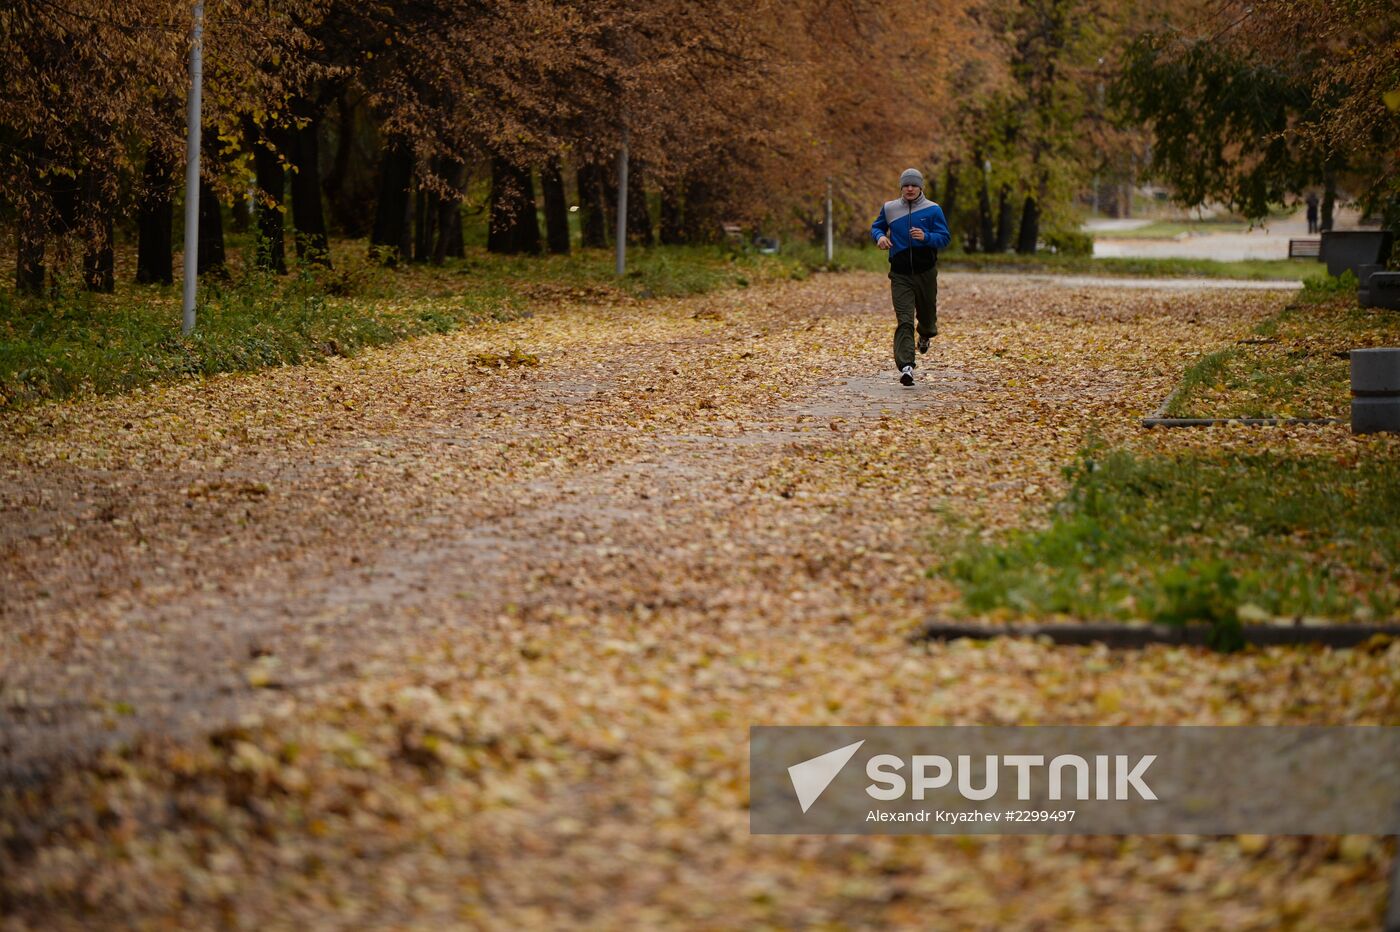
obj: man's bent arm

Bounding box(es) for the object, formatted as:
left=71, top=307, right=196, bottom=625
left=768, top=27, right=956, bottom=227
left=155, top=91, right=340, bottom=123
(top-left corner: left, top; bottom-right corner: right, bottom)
left=871, top=208, right=889, bottom=245
left=926, top=206, right=951, bottom=250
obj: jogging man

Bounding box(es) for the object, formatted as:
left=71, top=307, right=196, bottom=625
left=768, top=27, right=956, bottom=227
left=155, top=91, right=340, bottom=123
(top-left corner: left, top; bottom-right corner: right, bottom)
left=871, top=168, right=950, bottom=385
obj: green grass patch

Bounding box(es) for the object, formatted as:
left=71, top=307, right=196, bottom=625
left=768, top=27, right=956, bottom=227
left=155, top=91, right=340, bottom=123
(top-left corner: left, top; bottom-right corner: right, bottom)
left=0, top=239, right=808, bottom=410
left=1161, top=349, right=1237, bottom=417
left=1164, top=273, right=1400, bottom=418
left=937, top=448, right=1400, bottom=647
left=939, top=251, right=1308, bottom=281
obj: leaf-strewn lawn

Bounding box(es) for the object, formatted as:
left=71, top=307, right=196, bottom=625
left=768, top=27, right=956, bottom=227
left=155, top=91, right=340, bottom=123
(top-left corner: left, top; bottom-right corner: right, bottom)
left=939, top=447, right=1400, bottom=639
left=1164, top=285, right=1400, bottom=418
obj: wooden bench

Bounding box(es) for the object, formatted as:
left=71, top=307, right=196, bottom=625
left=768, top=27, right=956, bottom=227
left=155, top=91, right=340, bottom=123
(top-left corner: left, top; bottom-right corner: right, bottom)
left=1288, top=238, right=1322, bottom=258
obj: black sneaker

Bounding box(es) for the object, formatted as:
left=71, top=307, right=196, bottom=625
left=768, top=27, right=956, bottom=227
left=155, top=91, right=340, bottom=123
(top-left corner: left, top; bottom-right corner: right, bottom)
left=899, top=366, right=915, bottom=386
left=917, top=336, right=931, bottom=354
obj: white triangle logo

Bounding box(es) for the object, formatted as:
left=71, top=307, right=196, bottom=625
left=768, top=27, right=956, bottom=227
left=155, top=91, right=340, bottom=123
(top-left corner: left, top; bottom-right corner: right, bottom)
left=788, top=740, right=865, bottom=813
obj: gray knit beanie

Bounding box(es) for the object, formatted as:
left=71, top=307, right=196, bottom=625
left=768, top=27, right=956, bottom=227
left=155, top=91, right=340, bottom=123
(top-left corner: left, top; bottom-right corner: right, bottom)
left=899, top=168, right=924, bottom=189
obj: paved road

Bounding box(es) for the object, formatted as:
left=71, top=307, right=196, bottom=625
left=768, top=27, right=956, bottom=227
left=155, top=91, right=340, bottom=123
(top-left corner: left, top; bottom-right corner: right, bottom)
left=1089, top=207, right=1371, bottom=262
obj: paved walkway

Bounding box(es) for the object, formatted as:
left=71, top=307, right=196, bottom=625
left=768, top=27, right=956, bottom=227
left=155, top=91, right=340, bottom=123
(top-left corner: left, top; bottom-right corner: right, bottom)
left=1090, top=207, right=1369, bottom=262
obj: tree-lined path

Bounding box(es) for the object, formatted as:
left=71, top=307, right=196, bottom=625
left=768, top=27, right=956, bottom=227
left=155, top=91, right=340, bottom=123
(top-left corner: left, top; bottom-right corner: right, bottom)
left=3, top=275, right=1396, bottom=927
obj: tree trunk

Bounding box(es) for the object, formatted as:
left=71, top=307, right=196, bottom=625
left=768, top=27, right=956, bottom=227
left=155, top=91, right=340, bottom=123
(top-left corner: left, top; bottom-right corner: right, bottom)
left=136, top=148, right=174, bottom=285
left=682, top=174, right=720, bottom=243
left=82, top=220, right=114, bottom=293
left=626, top=162, right=653, bottom=246
left=231, top=186, right=252, bottom=233
left=16, top=225, right=45, bottom=296
left=487, top=156, right=541, bottom=255
left=371, top=139, right=413, bottom=264
left=977, top=166, right=994, bottom=253
left=198, top=178, right=226, bottom=277
left=1016, top=195, right=1040, bottom=254
left=659, top=191, right=684, bottom=245
left=942, top=164, right=959, bottom=216
left=602, top=170, right=620, bottom=242
left=541, top=159, right=570, bottom=255
left=432, top=159, right=465, bottom=265
left=941, top=165, right=959, bottom=250
left=12, top=137, right=48, bottom=294
left=995, top=185, right=1015, bottom=253
left=251, top=128, right=287, bottom=274
left=413, top=186, right=432, bottom=262
left=289, top=111, right=331, bottom=267
left=82, top=173, right=114, bottom=293
left=401, top=178, right=416, bottom=261
left=442, top=206, right=464, bottom=259
left=322, top=92, right=363, bottom=238
left=577, top=163, right=608, bottom=248
left=1321, top=171, right=1336, bottom=232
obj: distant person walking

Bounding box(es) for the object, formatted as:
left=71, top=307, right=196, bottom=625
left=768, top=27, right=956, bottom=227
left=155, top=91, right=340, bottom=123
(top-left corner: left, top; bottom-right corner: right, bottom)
left=871, top=168, right=950, bottom=385
left=1305, top=192, right=1320, bottom=234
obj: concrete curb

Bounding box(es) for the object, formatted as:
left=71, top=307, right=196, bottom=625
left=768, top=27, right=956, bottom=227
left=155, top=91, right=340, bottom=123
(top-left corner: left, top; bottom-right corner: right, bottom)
left=918, top=622, right=1400, bottom=649
left=1147, top=387, right=1179, bottom=420
left=1142, top=416, right=1345, bottom=428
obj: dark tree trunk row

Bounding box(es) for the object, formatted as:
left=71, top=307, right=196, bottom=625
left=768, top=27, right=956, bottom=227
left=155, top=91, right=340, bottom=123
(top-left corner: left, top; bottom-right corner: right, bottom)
left=372, top=147, right=466, bottom=266
left=323, top=93, right=371, bottom=239
left=289, top=108, right=330, bottom=267
left=956, top=153, right=1043, bottom=255
left=681, top=174, right=718, bottom=243
left=81, top=172, right=114, bottom=292
left=487, top=155, right=540, bottom=255
left=371, top=139, right=413, bottom=264
left=1016, top=195, right=1040, bottom=254
left=626, top=161, right=653, bottom=247
left=136, top=148, right=175, bottom=285
left=541, top=159, right=570, bottom=255
left=17, top=227, right=45, bottom=296
left=81, top=225, right=113, bottom=292
left=251, top=127, right=287, bottom=274
left=577, top=163, right=608, bottom=248
left=977, top=173, right=994, bottom=252
left=432, top=166, right=465, bottom=265
left=198, top=178, right=226, bottom=276
left=14, top=122, right=746, bottom=299
left=136, top=140, right=227, bottom=284
left=941, top=164, right=959, bottom=235
left=434, top=159, right=465, bottom=264
left=414, top=187, right=431, bottom=263
left=602, top=169, right=619, bottom=243
left=995, top=185, right=1015, bottom=253
left=659, top=191, right=683, bottom=245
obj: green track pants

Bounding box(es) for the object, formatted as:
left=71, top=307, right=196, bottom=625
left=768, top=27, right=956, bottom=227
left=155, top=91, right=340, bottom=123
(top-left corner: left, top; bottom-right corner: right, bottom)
left=889, top=266, right=938, bottom=371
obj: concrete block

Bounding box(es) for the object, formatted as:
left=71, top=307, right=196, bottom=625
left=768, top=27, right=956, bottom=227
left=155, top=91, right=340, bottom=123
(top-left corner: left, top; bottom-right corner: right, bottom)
left=1323, top=230, right=1394, bottom=279
left=1357, top=264, right=1382, bottom=307
left=1351, top=347, right=1400, bottom=433
left=1364, top=271, right=1400, bottom=311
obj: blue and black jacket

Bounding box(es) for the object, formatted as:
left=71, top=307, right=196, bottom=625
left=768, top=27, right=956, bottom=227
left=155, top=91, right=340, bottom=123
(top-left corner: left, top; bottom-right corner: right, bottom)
left=870, top=196, right=951, bottom=273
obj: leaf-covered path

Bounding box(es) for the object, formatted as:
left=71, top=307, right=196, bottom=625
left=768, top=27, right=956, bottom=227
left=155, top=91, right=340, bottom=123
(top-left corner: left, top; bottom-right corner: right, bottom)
left=3, top=272, right=1397, bottom=928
